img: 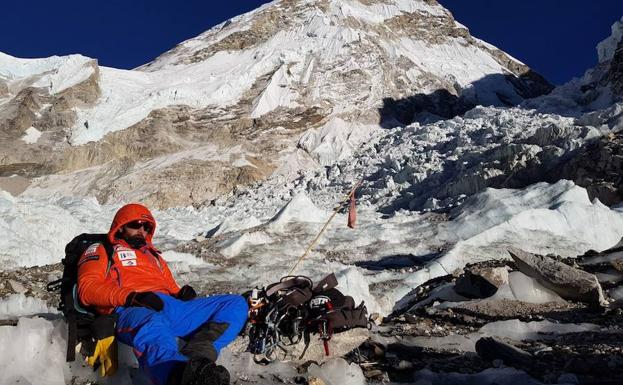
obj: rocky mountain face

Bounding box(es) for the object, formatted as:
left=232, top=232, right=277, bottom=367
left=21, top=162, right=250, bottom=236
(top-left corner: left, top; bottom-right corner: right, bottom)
left=0, top=0, right=552, bottom=208
left=597, top=16, right=623, bottom=95
left=602, top=38, right=623, bottom=96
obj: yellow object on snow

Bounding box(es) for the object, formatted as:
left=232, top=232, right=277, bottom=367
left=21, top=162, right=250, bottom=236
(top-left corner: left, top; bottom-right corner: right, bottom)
left=86, top=335, right=118, bottom=377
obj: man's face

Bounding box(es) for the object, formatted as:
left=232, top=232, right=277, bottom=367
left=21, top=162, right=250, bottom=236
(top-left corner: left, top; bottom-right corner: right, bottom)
left=120, top=220, right=152, bottom=240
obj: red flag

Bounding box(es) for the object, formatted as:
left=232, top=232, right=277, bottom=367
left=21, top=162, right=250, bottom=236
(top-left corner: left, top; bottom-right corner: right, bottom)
left=347, top=192, right=356, bottom=229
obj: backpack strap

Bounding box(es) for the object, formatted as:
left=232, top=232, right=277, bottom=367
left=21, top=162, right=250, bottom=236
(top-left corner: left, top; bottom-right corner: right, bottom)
left=102, top=241, right=114, bottom=275
left=66, top=307, right=78, bottom=361
left=265, top=276, right=312, bottom=297
left=266, top=276, right=313, bottom=308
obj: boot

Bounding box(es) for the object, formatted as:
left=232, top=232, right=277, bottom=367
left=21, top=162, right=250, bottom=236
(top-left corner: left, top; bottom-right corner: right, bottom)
left=181, top=357, right=230, bottom=385
left=181, top=322, right=229, bottom=362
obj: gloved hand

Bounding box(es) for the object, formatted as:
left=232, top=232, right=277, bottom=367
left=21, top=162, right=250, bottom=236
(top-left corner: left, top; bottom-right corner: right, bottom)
left=177, top=285, right=197, bottom=301
left=87, top=335, right=118, bottom=377
left=124, top=291, right=164, bottom=311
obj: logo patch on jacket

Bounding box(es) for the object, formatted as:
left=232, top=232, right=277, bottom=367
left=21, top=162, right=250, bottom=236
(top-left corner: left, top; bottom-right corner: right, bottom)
left=117, top=251, right=137, bottom=261
left=121, top=259, right=138, bottom=267
left=85, top=243, right=100, bottom=256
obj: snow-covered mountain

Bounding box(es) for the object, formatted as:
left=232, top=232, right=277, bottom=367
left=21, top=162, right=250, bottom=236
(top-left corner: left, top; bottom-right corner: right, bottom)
left=2, top=4, right=623, bottom=385
left=0, top=0, right=552, bottom=208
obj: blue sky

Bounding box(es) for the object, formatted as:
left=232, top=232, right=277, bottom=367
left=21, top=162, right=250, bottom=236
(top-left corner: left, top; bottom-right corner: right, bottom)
left=438, top=0, right=623, bottom=84
left=2, top=0, right=622, bottom=84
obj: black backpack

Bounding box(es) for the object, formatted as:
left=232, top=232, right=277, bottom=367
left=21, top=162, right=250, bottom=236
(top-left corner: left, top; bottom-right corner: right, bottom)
left=47, top=233, right=116, bottom=362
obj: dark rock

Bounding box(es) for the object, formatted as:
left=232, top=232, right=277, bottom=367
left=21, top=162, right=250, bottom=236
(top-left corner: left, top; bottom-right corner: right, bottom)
left=508, top=248, right=606, bottom=307
left=475, top=337, right=534, bottom=366
left=611, top=259, right=623, bottom=273
left=602, top=38, right=623, bottom=95
left=453, top=267, right=508, bottom=299
left=557, top=373, right=580, bottom=384
left=404, top=313, right=419, bottom=324
left=454, top=270, right=499, bottom=299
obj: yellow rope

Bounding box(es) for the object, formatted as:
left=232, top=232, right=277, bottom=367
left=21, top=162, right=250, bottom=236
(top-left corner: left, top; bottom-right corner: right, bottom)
left=287, top=180, right=362, bottom=276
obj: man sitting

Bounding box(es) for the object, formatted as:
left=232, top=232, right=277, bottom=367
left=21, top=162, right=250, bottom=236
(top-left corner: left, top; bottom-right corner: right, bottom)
left=77, top=203, right=247, bottom=385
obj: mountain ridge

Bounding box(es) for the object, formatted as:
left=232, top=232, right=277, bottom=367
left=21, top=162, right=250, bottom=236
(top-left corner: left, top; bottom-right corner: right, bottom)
left=0, top=0, right=583, bottom=210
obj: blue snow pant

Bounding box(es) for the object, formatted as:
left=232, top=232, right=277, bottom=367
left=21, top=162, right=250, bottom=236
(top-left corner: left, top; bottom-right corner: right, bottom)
left=115, top=293, right=248, bottom=385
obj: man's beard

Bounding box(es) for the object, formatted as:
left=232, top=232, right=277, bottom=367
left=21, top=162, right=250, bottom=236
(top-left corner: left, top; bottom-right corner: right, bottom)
left=124, top=235, right=147, bottom=249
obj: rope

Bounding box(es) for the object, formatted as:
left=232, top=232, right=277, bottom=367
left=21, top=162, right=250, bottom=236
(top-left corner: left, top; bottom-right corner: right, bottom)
left=287, top=180, right=362, bottom=276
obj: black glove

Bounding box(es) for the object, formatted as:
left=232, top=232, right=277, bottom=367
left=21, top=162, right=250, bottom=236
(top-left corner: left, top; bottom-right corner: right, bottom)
left=124, top=291, right=164, bottom=311
left=177, top=285, right=197, bottom=301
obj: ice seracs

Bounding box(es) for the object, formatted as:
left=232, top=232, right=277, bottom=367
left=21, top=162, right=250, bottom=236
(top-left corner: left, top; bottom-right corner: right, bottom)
left=597, top=16, right=623, bottom=63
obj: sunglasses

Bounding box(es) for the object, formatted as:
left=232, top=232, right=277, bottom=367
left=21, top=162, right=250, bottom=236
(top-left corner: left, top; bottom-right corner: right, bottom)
left=125, top=220, right=153, bottom=232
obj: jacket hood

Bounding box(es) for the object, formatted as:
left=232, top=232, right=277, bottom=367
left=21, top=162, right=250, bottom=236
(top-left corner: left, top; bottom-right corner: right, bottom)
left=108, top=203, right=156, bottom=244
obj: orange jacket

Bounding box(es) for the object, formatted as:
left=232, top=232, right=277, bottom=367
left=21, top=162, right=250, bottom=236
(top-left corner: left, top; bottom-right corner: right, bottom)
left=77, top=203, right=180, bottom=314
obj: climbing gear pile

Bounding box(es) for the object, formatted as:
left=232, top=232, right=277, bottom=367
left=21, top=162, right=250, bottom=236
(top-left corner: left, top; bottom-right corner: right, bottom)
left=245, top=273, right=369, bottom=364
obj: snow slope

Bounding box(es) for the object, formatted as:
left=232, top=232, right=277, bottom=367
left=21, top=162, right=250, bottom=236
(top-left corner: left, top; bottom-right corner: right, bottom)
left=0, top=52, right=95, bottom=94
left=2, top=0, right=551, bottom=148
left=0, top=0, right=558, bottom=210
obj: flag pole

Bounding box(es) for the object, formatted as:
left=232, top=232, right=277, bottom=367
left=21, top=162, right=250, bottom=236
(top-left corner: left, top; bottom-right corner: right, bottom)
left=287, top=180, right=362, bottom=276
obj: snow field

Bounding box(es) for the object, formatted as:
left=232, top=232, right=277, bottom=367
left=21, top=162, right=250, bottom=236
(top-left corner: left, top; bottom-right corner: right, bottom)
left=3, top=178, right=623, bottom=317
left=0, top=293, right=54, bottom=318
left=394, top=180, right=623, bottom=311
left=0, top=190, right=232, bottom=268
left=0, top=192, right=109, bottom=268
left=0, top=317, right=69, bottom=385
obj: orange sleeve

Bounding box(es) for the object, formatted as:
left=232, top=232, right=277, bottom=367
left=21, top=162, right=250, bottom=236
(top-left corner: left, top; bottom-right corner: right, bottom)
left=159, top=257, right=181, bottom=295
left=77, top=244, right=134, bottom=309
